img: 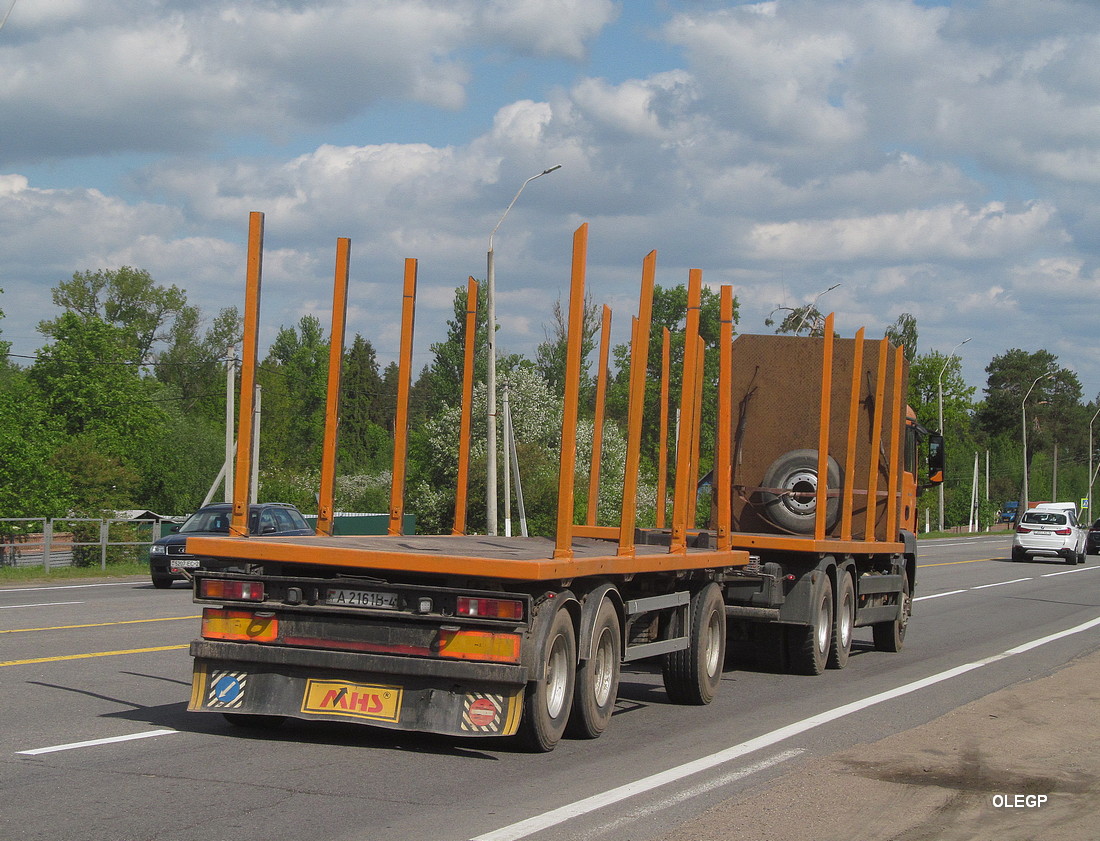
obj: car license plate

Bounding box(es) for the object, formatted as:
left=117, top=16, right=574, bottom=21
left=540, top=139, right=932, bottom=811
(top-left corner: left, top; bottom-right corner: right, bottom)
left=301, top=678, right=402, bottom=722
left=326, top=588, right=399, bottom=609
left=172, top=558, right=201, bottom=569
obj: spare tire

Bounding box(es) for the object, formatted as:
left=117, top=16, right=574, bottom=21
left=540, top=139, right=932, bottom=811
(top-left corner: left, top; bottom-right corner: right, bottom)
left=758, top=449, right=842, bottom=534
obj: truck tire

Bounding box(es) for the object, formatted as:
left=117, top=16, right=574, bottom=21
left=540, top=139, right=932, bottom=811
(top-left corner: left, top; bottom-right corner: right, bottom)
left=518, top=606, right=576, bottom=752
left=662, top=583, right=726, bottom=705
left=827, top=570, right=854, bottom=670
left=567, top=598, right=621, bottom=739
left=786, top=573, right=832, bottom=675
left=872, top=571, right=910, bottom=653
left=758, top=449, right=842, bottom=534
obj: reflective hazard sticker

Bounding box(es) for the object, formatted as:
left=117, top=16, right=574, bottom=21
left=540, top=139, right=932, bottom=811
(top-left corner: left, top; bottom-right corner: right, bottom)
left=461, top=693, right=504, bottom=732
left=208, top=671, right=247, bottom=708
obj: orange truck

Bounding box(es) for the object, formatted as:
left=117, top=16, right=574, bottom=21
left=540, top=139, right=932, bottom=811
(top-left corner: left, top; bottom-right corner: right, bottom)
left=185, top=215, right=944, bottom=751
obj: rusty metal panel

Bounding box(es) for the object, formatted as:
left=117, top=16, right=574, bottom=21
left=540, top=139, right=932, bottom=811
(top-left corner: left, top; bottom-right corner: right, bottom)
left=728, top=333, right=907, bottom=541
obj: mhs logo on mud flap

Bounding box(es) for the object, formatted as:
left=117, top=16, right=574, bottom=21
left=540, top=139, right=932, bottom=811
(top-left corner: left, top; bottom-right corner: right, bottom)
left=301, top=679, right=402, bottom=723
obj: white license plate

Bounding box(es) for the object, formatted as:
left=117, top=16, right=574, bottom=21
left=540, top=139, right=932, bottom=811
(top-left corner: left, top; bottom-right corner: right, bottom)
left=326, top=589, right=399, bottom=609
left=172, top=558, right=201, bottom=569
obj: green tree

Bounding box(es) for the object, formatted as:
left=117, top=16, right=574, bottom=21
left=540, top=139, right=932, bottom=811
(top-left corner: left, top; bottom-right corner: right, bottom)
left=340, top=334, right=390, bottom=473
left=605, top=283, right=735, bottom=480
left=40, top=267, right=193, bottom=364
left=0, top=372, right=71, bottom=520
left=885, top=313, right=919, bottom=363
left=258, top=315, right=330, bottom=468
left=534, top=293, right=601, bottom=398
left=154, top=305, right=241, bottom=421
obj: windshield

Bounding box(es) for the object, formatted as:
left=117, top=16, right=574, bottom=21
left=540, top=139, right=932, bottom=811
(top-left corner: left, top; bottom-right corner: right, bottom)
left=1021, top=512, right=1068, bottom=526
left=178, top=509, right=232, bottom=534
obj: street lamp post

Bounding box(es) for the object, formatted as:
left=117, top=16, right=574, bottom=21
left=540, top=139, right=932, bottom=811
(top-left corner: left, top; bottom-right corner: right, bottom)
left=936, top=337, right=970, bottom=531
left=486, top=165, right=561, bottom=535
left=1021, top=373, right=1052, bottom=520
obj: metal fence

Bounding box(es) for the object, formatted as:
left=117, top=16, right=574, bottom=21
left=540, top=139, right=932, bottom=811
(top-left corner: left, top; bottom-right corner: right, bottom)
left=0, top=517, right=172, bottom=571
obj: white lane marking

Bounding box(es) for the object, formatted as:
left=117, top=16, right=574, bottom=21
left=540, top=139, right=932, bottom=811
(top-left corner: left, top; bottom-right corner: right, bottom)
left=585, top=749, right=804, bottom=838
left=472, top=615, right=1100, bottom=841
left=972, top=578, right=1032, bottom=590
left=1042, top=567, right=1098, bottom=578
left=914, top=589, right=967, bottom=601
left=1, top=581, right=142, bottom=593
left=915, top=565, right=1100, bottom=602
left=0, top=601, right=83, bottom=610
left=17, top=729, right=178, bottom=756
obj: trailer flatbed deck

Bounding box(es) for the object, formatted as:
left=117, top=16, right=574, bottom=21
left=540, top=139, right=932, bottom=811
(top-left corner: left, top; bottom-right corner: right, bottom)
left=187, top=533, right=754, bottom=581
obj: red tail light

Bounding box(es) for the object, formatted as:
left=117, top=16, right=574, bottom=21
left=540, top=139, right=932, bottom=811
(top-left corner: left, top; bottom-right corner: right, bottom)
left=200, top=579, right=264, bottom=601
left=1016, top=526, right=1031, bottom=533
left=1055, top=527, right=1072, bottom=535
left=456, top=597, right=524, bottom=620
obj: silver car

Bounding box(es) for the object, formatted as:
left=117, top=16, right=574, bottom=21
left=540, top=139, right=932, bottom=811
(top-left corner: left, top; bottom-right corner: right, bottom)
left=1011, top=509, right=1085, bottom=565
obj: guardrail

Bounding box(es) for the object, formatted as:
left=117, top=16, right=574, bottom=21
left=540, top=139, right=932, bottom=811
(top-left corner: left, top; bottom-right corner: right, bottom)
left=0, top=517, right=172, bottom=571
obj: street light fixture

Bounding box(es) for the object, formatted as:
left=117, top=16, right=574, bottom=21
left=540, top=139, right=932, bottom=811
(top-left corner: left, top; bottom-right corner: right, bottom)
left=936, top=337, right=970, bottom=531
left=486, top=164, right=562, bottom=535
left=1021, top=373, right=1053, bottom=521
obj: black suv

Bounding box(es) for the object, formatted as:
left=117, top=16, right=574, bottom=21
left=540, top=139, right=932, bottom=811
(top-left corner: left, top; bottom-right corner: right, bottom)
left=149, top=502, right=312, bottom=588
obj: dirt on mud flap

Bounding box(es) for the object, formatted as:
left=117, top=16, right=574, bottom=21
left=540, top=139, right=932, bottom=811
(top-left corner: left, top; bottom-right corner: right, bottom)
left=656, top=649, right=1100, bottom=841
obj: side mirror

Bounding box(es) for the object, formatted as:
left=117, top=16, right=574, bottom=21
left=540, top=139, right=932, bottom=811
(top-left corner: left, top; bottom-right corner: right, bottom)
left=927, top=433, right=945, bottom=485
left=170, top=525, right=181, bottom=533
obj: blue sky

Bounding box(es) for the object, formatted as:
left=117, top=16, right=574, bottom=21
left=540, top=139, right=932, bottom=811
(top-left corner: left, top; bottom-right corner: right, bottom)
left=2, top=0, right=1100, bottom=400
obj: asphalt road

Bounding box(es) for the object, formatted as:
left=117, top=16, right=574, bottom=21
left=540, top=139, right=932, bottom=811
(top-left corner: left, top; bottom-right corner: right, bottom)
left=3, top=535, right=1099, bottom=841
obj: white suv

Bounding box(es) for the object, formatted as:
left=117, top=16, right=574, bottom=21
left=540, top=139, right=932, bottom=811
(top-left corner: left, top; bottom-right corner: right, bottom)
left=1012, top=506, right=1085, bottom=565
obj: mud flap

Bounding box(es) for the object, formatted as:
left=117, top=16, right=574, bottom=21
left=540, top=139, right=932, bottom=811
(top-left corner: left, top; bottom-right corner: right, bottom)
left=190, top=658, right=524, bottom=737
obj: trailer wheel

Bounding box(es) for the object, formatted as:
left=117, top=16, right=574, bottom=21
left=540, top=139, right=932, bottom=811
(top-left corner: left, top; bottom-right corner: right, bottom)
left=662, top=583, right=726, bottom=705
left=568, top=598, right=621, bottom=739
left=827, top=571, right=854, bottom=670
left=872, top=571, right=910, bottom=653
left=758, top=449, right=842, bottom=534
left=786, top=573, right=832, bottom=675
left=518, top=606, right=576, bottom=752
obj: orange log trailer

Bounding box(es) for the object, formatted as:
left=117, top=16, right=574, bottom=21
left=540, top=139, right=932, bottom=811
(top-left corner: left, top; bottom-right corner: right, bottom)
left=184, top=213, right=944, bottom=751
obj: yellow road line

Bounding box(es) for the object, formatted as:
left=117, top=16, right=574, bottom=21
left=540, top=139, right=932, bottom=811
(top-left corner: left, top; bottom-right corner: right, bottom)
left=0, top=615, right=201, bottom=634
left=1, top=645, right=190, bottom=667
left=918, top=557, right=1001, bottom=568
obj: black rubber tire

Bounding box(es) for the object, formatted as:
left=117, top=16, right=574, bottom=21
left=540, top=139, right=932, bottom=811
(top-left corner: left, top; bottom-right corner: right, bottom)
left=567, top=598, right=621, bottom=739
left=786, top=573, right=833, bottom=675
left=872, top=571, right=911, bottom=653
left=151, top=572, right=174, bottom=589
left=223, top=713, right=286, bottom=729
left=1011, top=546, right=1026, bottom=562
left=517, top=606, right=576, bottom=752
left=662, top=583, right=726, bottom=705
left=1064, top=552, right=1077, bottom=565
left=758, top=449, right=842, bottom=534
left=827, top=570, right=855, bottom=670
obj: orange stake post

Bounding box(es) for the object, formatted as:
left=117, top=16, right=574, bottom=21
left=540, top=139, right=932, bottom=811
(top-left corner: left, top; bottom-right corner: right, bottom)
left=814, top=313, right=835, bottom=541
left=670, top=269, right=703, bottom=553
left=885, top=344, right=905, bottom=541
left=715, top=286, right=734, bottom=550
left=388, top=259, right=418, bottom=536
left=554, top=224, right=588, bottom=559
left=617, top=251, right=656, bottom=557
left=316, top=237, right=351, bottom=537
left=656, top=327, right=670, bottom=529
left=841, top=327, right=865, bottom=540
left=864, top=337, right=890, bottom=540
left=686, top=336, right=705, bottom=529
left=452, top=278, right=478, bottom=535
left=231, top=212, right=264, bottom=538
left=586, top=304, right=612, bottom=527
